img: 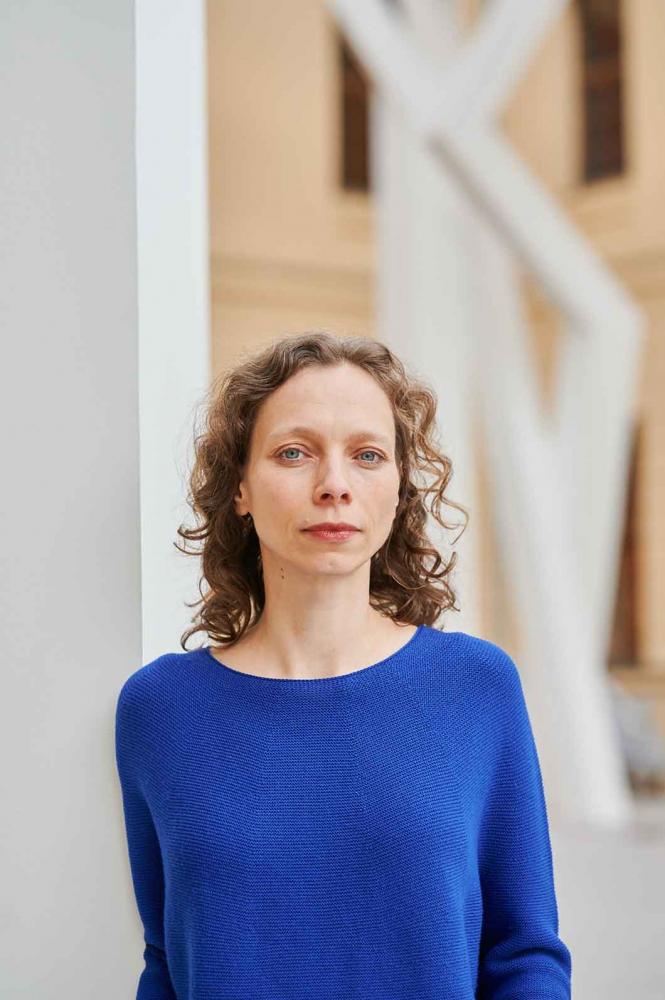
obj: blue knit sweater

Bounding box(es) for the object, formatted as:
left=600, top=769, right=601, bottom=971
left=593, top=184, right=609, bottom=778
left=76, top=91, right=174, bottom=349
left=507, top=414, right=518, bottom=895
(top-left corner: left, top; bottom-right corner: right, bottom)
left=115, top=625, right=572, bottom=999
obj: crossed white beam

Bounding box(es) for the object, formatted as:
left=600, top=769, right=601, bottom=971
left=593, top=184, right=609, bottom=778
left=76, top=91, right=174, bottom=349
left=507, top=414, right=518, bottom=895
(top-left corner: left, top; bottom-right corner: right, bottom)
left=328, top=0, right=646, bottom=824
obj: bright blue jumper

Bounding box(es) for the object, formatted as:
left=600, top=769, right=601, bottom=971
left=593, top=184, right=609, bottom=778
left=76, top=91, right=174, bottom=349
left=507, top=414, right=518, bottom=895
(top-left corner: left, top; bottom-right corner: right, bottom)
left=115, top=625, right=572, bottom=998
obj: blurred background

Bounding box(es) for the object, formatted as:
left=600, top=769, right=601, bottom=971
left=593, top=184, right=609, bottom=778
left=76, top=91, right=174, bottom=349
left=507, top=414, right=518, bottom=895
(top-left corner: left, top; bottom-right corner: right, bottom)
left=2, top=0, right=665, bottom=996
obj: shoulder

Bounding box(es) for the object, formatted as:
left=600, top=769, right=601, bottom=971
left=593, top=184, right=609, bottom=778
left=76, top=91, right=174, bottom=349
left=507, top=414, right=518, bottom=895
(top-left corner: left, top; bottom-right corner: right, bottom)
left=114, top=650, right=201, bottom=773
left=115, top=649, right=195, bottom=725
left=421, top=626, right=523, bottom=710
left=422, top=625, right=519, bottom=679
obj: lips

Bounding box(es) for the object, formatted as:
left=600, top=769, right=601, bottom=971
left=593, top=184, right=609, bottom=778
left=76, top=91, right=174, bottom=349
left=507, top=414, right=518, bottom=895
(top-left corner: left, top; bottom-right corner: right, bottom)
left=304, top=523, right=359, bottom=531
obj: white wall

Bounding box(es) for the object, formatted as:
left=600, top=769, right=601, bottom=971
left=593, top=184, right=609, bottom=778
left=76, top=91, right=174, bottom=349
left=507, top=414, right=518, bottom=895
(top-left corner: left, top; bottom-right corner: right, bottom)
left=0, top=1, right=209, bottom=995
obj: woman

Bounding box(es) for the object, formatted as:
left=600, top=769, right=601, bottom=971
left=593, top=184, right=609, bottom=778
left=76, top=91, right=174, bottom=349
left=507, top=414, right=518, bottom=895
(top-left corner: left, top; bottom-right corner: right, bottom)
left=115, top=331, right=572, bottom=999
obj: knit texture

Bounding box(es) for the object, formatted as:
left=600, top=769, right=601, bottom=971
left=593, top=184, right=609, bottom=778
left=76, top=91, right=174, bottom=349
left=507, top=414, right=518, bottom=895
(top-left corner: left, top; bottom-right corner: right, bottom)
left=115, top=625, right=572, bottom=999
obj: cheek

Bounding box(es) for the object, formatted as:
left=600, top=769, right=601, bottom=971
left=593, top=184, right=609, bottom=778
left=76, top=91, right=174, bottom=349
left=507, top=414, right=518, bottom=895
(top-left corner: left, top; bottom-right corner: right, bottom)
left=367, top=478, right=400, bottom=523
left=253, top=470, right=302, bottom=515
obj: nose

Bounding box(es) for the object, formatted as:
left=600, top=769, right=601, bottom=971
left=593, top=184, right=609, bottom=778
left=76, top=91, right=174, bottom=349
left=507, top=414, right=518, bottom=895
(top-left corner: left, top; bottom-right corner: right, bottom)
left=313, top=456, right=352, bottom=503
left=316, top=484, right=350, bottom=502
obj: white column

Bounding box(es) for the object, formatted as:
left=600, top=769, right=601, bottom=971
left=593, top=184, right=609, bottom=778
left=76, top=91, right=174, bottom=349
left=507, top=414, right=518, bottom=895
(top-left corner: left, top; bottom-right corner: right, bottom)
left=136, top=0, right=211, bottom=662
left=0, top=1, right=211, bottom=994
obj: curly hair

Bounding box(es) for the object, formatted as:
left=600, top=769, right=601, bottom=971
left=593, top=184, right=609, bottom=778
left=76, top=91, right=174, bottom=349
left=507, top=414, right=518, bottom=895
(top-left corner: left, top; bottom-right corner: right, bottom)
left=175, top=331, right=469, bottom=648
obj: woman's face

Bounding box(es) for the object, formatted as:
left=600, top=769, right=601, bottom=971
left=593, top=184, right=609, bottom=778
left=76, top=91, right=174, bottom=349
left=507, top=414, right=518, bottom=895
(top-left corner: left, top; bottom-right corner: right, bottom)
left=235, top=362, right=401, bottom=578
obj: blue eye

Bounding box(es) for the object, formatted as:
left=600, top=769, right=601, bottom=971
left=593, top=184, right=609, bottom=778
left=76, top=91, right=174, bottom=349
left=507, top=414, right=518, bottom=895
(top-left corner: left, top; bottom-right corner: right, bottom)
left=276, top=447, right=385, bottom=465
left=278, top=447, right=303, bottom=461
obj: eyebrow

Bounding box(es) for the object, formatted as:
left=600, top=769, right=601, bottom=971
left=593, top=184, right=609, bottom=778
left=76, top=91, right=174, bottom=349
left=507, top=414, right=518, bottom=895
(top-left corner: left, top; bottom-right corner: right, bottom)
left=265, top=425, right=394, bottom=448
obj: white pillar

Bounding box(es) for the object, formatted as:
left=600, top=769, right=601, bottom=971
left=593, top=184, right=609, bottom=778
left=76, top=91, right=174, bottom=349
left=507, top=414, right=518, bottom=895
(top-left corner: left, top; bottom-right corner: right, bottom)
left=136, top=0, right=211, bottom=663
left=0, top=1, right=210, bottom=994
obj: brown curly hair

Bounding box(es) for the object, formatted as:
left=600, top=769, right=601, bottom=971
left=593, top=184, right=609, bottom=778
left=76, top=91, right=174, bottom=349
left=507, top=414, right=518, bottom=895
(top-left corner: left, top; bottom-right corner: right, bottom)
left=175, top=331, right=469, bottom=649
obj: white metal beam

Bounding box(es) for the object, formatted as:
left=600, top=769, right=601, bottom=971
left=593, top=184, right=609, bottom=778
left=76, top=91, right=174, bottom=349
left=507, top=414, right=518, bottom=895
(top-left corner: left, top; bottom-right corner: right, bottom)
left=328, top=0, right=645, bottom=826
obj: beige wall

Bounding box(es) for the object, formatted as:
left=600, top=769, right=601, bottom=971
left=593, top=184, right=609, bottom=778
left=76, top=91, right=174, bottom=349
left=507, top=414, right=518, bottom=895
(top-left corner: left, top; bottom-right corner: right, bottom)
left=207, top=0, right=374, bottom=373
left=206, top=1, right=665, bottom=690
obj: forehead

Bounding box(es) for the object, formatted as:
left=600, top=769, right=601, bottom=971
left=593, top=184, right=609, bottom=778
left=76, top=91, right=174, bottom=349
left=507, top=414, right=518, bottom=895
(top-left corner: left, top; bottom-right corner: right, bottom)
left=254, top=365, right=396, bottom=443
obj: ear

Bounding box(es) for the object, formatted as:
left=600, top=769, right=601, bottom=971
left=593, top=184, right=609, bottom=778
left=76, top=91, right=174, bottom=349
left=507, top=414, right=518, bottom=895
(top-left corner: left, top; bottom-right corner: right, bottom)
left=234, top=479, right=250, bottom=518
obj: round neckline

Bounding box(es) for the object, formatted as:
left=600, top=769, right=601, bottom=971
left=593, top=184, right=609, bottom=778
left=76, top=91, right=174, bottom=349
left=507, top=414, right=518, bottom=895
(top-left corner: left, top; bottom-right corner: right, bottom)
left=197, top=623, right=427, bottom=690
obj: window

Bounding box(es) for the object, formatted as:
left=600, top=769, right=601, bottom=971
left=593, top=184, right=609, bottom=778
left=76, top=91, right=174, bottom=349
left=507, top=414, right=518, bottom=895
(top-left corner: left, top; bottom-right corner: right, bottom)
left=338, top=32, right=371, bottom=192
left=579, top=0, right=625, bottom=181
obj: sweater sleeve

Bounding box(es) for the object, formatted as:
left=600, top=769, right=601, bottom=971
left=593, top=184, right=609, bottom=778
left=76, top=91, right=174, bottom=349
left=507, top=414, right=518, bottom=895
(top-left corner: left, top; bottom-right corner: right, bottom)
left=115, top=680, right=177, bottom=999
left=475, top=653, right=572, bottom=1000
